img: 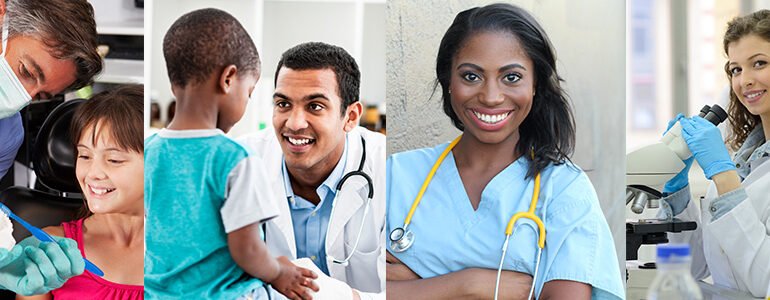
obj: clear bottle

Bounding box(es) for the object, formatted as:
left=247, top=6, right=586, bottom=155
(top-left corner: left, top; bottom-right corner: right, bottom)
left=647, top=244, right=703, bottom=300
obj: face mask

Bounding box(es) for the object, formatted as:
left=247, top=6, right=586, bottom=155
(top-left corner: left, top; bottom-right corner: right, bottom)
left=0, top=20, right=32, bottom=119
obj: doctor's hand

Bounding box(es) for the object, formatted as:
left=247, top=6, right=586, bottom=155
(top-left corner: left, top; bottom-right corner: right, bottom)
left=680, top=116, right=736, bottom=179
left=663, top=114, right=694, bottom=194
left=271, top=256, right=319, bottom=300
left=0, top=237, right=84, bottom=296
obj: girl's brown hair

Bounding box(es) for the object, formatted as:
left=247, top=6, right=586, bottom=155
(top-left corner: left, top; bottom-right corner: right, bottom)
left=70, top=85, right=143, bottom=218
left=724, top=9, right=770, bottom=150
left=70, top=85, right=144, bottom=154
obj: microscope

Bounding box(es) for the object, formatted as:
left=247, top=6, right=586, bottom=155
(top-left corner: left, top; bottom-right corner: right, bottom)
left=625, top=104, right=727, bottom=261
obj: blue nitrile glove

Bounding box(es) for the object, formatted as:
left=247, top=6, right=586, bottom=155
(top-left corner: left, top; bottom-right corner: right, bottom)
left=680, top=116, right=736, bottom=179
left=663, top=114, right=694, bottom=194
left=0, top=237, right=85, bottom=295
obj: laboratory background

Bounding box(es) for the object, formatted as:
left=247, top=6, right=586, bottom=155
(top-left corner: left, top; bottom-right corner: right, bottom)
left=146, top=0, right=386, bottom=138
left=625, top=0, right=770, bottom=299
left=386, top=0, right=627, bottom=277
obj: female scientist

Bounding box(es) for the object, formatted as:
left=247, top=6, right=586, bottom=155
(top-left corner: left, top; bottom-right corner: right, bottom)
left=386, top=3, right=624, bottom=300
left=660, top=9, right=770, bottom=298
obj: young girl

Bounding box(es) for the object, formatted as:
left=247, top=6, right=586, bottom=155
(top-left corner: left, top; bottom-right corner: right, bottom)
left=19, top=85, right=144, bottom=299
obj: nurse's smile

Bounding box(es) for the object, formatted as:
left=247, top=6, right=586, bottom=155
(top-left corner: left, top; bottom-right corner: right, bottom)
left=467, top=108, right=514, bottom=131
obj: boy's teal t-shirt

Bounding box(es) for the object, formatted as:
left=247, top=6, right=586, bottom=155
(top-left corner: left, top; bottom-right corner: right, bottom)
left=144, top=129, right=277, bottom=299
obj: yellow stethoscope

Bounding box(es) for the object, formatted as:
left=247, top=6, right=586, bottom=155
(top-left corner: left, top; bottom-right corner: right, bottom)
left=388, top=135, right=546, bottom=300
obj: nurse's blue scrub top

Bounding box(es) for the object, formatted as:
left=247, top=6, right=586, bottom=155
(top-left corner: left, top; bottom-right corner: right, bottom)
left=386, top=142, right=624, bottom=300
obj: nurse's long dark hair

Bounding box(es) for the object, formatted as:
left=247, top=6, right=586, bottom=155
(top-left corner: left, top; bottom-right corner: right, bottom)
left=435, top=3, right=575, bottom=179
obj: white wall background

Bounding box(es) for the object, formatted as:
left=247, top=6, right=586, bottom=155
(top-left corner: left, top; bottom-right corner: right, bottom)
left=387, top=0, right=627, bottom=276
left=147, top=0, right=385, bottom=138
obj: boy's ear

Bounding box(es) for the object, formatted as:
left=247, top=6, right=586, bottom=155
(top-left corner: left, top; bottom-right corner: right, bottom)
left=343, top=101, right=363, bottom=132
left=218, top=65, right=238, bottom=94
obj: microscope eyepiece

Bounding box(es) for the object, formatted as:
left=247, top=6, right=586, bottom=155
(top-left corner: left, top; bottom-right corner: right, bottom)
left=698, top=105, right=711, bottom=118
left=703, top=104, right=727, bottom=126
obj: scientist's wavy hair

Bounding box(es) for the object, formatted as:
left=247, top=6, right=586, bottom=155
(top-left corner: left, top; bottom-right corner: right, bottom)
left=7, top=0, right=102, bottom=92
left=163, top=8, right=260, bottom=87
left=434, top=3, right=575, bottom=179
left=723, top=9, right=770, bottom=150
left=275, top=42, right=361, bottom=116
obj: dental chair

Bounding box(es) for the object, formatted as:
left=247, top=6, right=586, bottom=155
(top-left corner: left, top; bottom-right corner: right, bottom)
left=0, top=99, right=87, bottom=242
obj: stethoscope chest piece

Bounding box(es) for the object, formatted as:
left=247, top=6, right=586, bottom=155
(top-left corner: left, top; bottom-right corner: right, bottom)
left=389, top=227, right=414, bottom=253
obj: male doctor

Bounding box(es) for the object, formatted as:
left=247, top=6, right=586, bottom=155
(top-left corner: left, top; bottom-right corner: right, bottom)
left=239, top=42, right=385, bottom=300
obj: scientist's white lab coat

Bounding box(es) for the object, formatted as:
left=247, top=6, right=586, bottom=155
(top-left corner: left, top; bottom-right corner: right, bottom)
left=238, top=127, right=386, bottom=300
left=668, top=159, right=770, bottom=298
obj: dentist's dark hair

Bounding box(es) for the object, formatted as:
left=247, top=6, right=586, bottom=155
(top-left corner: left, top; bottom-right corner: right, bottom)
left=7, top=0, right=102, bottom=92
left=723, top=9, right=770, bottom=151
left=434, top=3, right=575, bottom=179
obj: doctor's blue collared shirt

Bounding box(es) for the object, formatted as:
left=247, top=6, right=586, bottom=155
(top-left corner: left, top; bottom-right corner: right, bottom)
left=283, top=136, right=348, bottom=275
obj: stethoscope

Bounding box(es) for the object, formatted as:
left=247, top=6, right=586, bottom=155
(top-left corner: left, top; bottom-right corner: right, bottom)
left=388, top=135, right=546, bottom=300
left=281, top=136, right=373, bottom=267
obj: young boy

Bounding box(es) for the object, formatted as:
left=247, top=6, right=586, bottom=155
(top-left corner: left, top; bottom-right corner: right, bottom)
left=144, top=8, right=317, bottom=299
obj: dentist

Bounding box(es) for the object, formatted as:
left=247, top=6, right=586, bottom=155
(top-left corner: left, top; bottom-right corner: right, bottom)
left=0, top=0, right=102, bottom=178
left=0, top=0, right=103, bottom=296
left=239, top=42, right=385, bottom=300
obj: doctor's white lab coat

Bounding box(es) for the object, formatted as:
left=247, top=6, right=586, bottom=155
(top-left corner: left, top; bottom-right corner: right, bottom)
left=238, top=127, right=386, bottom=300
left=668, top=159, right=770, bottom=298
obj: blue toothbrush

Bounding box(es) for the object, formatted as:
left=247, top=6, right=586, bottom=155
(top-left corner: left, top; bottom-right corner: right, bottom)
left=0, top=203, right=104, bottom=277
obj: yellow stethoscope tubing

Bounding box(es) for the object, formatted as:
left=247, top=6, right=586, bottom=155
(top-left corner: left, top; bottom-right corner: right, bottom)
left=505, top=172, right=546, bottom=249
left=402, top=135, right=461, bottom=229
left=402, top=134, right=546, bottom=250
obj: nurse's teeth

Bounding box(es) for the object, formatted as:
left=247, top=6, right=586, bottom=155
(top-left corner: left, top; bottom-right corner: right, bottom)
left=288, top=137, right=312, bottom=145
left=473, top=111, right=509, bottom=124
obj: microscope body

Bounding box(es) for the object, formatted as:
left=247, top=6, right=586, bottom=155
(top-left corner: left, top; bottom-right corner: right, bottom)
left=625, top=104, right=726, bottom=261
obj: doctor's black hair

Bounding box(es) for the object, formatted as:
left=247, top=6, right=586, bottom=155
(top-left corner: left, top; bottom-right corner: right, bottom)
left=434, top=3, right=576, bottom=179
left=275, top=42, right=360, bottom=116
left=163, top=8, right=260, bottom=87
left=723, top=9, right=770, bottom=151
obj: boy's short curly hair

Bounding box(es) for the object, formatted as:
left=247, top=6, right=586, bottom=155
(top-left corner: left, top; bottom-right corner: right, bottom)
left=163, top=8, right=260, bottom=87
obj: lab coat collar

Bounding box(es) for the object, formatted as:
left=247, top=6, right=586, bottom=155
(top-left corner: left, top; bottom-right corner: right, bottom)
left=281, top=135, right=349, bottom=210
left=266, top=129, right=369, bottom=257
left=734, top=125, right=768, bottom=179
left=326, top=130, right=369, bottom=249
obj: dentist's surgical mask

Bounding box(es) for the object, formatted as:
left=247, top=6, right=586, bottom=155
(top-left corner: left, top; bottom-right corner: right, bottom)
left=0, top=21, right=32, bottom=119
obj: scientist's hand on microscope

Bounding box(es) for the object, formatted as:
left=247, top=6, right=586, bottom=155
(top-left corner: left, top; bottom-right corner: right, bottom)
left=680, top=116, right=736, bottom=179
left=663, top=114, right=695, bottom=194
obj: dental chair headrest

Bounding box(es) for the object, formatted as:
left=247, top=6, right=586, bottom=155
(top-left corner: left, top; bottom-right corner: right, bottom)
left=32, top=99, right=86, bottom=194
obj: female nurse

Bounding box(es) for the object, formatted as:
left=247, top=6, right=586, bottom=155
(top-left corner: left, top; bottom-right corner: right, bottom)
left=660, top=10, right=770, bottom=298
left=386, top=3, right=624, bottom=300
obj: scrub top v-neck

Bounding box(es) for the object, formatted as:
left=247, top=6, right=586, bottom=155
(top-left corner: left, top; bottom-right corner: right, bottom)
left=386, top=142, right=625, bottom=300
